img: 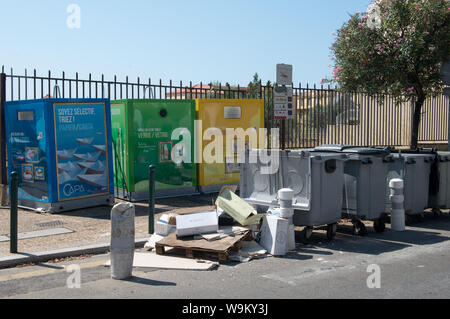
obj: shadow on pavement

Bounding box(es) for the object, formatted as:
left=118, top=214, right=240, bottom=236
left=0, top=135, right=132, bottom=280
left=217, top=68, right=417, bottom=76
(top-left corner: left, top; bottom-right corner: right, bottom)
left=294, top=247, right=334, bottom=256
left=283, top=252, right=314, bottom=261
left=124, top=276, right=176, bottom=286
left=404, top=213, right=450, bottom=232
left=289, top=217, right=450, bottom=257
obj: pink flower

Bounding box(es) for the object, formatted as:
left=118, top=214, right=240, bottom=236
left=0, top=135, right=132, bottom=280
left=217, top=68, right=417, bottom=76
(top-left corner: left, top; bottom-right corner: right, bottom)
left=407, top=87, right=414, bottom=93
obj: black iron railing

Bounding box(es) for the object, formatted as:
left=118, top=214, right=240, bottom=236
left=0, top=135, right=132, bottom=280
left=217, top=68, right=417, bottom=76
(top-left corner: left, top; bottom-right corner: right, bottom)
left=1, top=66, right=448, bottom=150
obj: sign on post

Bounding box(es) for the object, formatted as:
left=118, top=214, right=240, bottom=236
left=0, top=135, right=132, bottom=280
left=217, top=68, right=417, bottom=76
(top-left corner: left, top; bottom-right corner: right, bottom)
left=274, top=85, right=294, bottom=120
left=275, top=64, right=294, bottom=120
left=276, top=64, right=293, bottom=86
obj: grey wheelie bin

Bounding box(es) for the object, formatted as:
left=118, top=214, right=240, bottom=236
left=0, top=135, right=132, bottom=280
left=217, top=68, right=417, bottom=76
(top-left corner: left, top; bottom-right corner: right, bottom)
left=428, top=151, right=450, bottom=215
left=386, top=151, right=436, bottom=220
left=240, top=149, right=348, bottom=241
left=240, top=149, right=281, bottom=210
left=313, top=145, right=392, bottom=235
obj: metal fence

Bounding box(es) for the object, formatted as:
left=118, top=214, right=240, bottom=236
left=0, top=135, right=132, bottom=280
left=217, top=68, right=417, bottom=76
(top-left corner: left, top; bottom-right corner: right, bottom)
left=2, top=66, right=448, bottom=150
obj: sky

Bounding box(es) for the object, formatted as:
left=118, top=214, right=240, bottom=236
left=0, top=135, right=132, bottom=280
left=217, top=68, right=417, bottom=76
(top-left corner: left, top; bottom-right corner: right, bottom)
left=0, top=0, right=372, bottom=87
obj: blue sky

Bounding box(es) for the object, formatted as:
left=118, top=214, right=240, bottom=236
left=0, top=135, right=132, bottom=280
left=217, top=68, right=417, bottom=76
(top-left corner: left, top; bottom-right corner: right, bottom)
left=0, top=0, right=372, bottom=86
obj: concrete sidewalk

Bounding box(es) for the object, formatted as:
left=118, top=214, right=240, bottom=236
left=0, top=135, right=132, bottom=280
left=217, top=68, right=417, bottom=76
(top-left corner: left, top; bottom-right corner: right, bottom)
left=0, top=194, right=216, bottom=266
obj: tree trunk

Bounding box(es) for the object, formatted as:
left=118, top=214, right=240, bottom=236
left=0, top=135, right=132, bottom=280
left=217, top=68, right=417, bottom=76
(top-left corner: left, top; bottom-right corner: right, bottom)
left=410, top=97, right=425, bottom=150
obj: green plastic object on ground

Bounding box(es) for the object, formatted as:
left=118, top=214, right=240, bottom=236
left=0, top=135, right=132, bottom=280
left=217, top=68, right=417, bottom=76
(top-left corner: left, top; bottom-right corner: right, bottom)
left=110, top=99, right=197, bottom=201
left=215, top=188, right=265, bottom=226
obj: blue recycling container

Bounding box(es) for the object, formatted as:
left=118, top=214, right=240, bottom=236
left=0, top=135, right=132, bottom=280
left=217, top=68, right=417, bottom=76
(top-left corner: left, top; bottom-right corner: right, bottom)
left=4, top=98, right=114, bottom=213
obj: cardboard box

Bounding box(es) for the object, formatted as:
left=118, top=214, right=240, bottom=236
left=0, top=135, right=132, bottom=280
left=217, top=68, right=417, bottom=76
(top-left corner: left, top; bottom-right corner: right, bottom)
left=215, top=188, right=265, bottom=226
left=176, top=211, right=219, bottom=238
left=259, top=215, right=289, bottom=256
left=155, top=214, right=176, bottom=236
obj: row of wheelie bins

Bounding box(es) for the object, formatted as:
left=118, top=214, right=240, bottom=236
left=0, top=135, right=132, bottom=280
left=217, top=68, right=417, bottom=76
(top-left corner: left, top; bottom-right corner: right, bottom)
left=240, top=145, right=448, bottom=241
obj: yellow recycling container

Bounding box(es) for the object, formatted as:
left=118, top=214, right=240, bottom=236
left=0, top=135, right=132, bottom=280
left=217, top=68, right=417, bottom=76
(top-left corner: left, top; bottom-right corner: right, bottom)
left=196, top=99, right=264, bottom=193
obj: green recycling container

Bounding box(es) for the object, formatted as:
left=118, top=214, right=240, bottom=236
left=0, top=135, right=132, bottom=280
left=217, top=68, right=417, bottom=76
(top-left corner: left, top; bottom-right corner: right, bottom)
left=110, top=99, right=197, bottom=201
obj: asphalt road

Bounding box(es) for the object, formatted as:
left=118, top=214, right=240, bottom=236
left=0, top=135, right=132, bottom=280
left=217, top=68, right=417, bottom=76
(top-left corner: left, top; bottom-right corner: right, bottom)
left=0, top=212, right=449, bottom=299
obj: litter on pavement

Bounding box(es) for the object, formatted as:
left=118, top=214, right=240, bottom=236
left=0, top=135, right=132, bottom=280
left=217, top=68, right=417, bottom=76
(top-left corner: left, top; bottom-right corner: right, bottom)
left=142, top=188, right=278, bottom=266
left=106, top=252, right=219, bottom=271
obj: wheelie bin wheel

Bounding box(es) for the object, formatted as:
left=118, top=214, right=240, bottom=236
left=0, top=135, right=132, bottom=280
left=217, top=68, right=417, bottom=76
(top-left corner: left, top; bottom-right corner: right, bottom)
left=352, top=220, right=367, bottom=236
left=432, top=208, right=441, bottom=219
left=300, top=227, right=313, bottom=243
left=373, top=218, right=386, bottom=233
left=405, top=214, right=412, bottom=225
left=326, top=223, right=337, bottom=240
left=417, top=212, right=425, bottom=222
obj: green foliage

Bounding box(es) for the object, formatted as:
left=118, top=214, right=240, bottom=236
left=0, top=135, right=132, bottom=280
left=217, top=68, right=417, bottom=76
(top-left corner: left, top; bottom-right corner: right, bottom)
left=248, top=73, right=262, bottom=98
left=331, top=0, right=450, bottom=101
left=331, top=0, right=450, bottom=148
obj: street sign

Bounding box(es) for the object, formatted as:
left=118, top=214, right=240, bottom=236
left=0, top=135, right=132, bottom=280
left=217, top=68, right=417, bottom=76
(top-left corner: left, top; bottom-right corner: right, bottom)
left=274, top=85, right=294, bottom=119
left=276, top=64, right=293, bottom=86
left=440, top=58, right=450, bottom=86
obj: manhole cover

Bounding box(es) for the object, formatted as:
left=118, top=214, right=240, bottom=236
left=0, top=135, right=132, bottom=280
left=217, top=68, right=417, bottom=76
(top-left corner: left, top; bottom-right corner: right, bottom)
left=35, top=220, right=67, bottom=228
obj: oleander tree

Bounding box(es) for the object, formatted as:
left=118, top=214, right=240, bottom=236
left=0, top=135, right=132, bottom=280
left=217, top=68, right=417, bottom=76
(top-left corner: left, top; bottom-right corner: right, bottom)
left=330, top=0, right=450, bottom=149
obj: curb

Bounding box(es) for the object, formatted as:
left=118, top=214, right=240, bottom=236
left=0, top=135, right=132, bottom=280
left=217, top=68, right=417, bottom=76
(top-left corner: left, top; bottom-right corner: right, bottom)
left=0, top=238, right=148, bottom=270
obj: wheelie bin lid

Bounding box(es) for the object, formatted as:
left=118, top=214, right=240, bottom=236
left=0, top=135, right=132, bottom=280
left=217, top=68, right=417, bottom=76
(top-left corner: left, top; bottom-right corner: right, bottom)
left=312, top=145, right=390, bottom=156
left=437, top=151, right=450, bottom=162
left=388, top=147, right=437, bottom=155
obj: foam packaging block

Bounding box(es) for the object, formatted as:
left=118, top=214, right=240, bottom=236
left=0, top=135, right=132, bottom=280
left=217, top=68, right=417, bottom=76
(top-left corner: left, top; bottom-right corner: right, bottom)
left=176, top=211, right=219, bottom=238
left=259, top=215, right=289, bottom=256
left=155, top=214, right=176, bottom=236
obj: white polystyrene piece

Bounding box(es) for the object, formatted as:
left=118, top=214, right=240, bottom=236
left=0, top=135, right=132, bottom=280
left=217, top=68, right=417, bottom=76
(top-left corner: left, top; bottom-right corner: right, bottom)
left=286, top=224, right=296, bottom=251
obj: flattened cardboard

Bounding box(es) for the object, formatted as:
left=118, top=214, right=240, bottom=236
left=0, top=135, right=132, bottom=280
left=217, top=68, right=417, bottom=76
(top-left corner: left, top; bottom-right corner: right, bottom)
left=215, top=188, right=265, bottom=226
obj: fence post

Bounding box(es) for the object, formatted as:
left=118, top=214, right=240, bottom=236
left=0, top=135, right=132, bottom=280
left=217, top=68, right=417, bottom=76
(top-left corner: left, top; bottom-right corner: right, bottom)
left=0, top=73, right=7, bottom=205
left=148, top=165, right=155, bottom=234
left=10, top=171, right=18, bottom=253
left=445, top=88, right=450, bottom=151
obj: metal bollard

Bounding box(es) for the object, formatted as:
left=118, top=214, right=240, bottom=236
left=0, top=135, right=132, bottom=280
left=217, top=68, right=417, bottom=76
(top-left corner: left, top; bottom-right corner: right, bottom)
left=10, top=171, right=18, bottom=254
left=110, top=202, right=135, bottom=280
left=278, top=188, right=296, bottom=251
left=148, top=165, right=155, bottom=234
left=278, top=188, right=294, bottom=219
left=390, top=178, right=405, bottom=231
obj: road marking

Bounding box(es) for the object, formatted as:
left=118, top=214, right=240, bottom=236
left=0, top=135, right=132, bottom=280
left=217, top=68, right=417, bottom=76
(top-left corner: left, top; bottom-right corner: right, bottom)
left=0, top=259, right=107, bottom=282
left=262, top=264, right=358, bottom=286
